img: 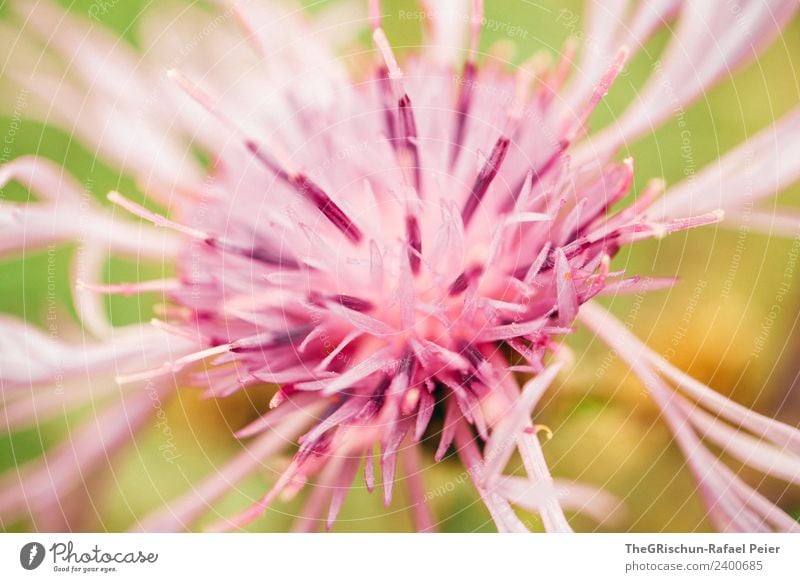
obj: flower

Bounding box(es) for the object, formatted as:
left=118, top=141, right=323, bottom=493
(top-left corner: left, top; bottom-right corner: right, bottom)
left=1, top=0, right=799, bottom=533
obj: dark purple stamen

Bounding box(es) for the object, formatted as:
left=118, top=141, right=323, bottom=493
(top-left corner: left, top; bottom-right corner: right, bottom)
left=242, top=140, right=361, bottom=243
left=393, top=351, right=417, bottom=382
left=458, top=369, right=477, bottom=389
left=230, top=326, right=313, bottom=352
left=448, top=265, right=482, bottom=296
left=512, top=237, right=596, bottom=280
left=461, top=136, right=511, bottom=227
left=508, top=139, right=569, bottom=205
left=357, top=377, right=391, bottom=421
left=205, top=237, right=299, bottom=269
left=448, top=272, right=469, bottom=296
left=449, top=60, right=476, bottom=170
left=405, top=214, right=422, bottom=274
left=244, top=140, right=290, bottom=181
left=377, top=66, right=397, bottom=139
left=397, top=94, right=422, bottom=193
left=458, top=342, right=486, bottom=369
left=574, top=166, right=634, bottom=239
left=333, top=294, right=373, bottom=312
left=291, top=174, right=362, bottom=243
left=296, top=430, right=333, bottom=465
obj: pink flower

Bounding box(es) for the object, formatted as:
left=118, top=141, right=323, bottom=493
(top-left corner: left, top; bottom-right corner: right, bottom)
left=2, top=0, right=800, bottom=532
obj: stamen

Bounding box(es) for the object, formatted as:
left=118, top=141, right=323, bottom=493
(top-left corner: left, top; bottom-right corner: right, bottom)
left=525, top=424, right=554, bottom=440
left=115, top=344, right=231, bottom=385
left=168, top=70, right=291, bottom=170
left=546, top=38, right=578, bottom=101
left=469, top=0, right=484, bottom=54
left=169, top=70, right=361, bottom=243
left=149, top=318, right=202, bottom=342
left=448, top=272, right=469, bottom=296
left=368, top=0, right=382, bottom=31
left=315, top=330, right=362, bottom=372
left=372, top=28, right=402, bottom=81
left=449, top=1, right=483, bottom=169
left=230, top=3, right=267, bottom=58
left=523, top=241, right=552, bottom=285
left=405, top=214, right=422, bottom=274
left=372, top=27, right=423, bottom=194
left=244, top=141, right=292, bottom=180
left=205, top=237, right=300, bottom=269
left=231, top=327, right=313, bottom=352
left=568, top=48, right=628, bottom=140
left=461, top=136, right=511, bottom=227
left=107, top=191, right=207, bottom=240
left=397, top=94, right=422, bottom=193
left=291, top=174, right=362, bottom=243
left=449, top=60, right=476, bottom=169
left=332, top=294, right=373, bottom=312
left=76, top=279, right=180, bottom=295
left=507, top=59, right=537, bottom=126
left=372, top=28, right=422, bottom=196
left=510, top=139, right=569, bottom=203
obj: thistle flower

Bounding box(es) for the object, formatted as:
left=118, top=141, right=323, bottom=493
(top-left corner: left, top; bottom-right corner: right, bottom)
left=2, top=0, right=800, bottom=533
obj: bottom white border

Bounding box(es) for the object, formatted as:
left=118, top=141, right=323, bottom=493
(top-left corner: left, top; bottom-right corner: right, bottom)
left=2, top=533, right=798, bottom=581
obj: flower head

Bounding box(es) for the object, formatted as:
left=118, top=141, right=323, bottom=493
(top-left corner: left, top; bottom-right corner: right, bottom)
left=2, top=0, right=800, bottom=532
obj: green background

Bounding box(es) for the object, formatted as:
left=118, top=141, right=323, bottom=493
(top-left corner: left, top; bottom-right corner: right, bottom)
left=1, top=0, right=799, bottom=531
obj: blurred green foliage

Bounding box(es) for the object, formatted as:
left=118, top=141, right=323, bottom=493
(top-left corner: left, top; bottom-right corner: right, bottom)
left=1, top=0, right=799, bottom=532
